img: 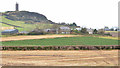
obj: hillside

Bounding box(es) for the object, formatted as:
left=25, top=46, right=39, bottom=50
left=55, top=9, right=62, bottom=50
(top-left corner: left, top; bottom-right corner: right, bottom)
left=0, top=11, right=60, bottom=32
left=2, top=11, right=54, bottom=24
left=1, top=11, right=74, bottom=32
left=0, top=16, right=54, bottom=32
left=0, top=15, right=54, bottom=32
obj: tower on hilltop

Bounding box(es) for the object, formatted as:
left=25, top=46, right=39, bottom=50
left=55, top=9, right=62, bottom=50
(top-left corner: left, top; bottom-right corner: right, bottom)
left=15, top=2, right=19, bottom=11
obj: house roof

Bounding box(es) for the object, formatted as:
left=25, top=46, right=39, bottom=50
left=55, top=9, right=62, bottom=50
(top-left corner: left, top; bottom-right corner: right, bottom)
left=87, top=29, right=93, bottom=32
left=20, top=31, right=29, bottom=33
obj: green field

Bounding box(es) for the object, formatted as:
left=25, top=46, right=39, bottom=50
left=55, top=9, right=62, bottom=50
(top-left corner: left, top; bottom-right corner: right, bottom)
left=2, top=37, right=118, bottom=46
left=1, top=16, right=54, bottom=32
left=0, top=23, right=11, bottom=27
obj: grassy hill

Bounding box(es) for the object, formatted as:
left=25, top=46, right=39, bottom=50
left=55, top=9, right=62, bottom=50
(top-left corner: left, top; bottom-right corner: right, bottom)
left=1, top=15, right=54, bottom=32
left=1, top=11, right=73, bottom=32
left=0, top=11, right=60, bottom=32
left=3, top=11, right=51, bottom=23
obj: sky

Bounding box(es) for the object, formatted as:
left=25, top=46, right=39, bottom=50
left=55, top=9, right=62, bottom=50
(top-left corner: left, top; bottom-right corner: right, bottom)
left=0, top=0, right=119, bottom=29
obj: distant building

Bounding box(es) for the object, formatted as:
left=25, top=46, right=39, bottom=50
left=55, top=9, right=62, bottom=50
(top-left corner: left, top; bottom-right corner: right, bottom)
left=1, top=29, right=19, bottom=35
left=16, top=2, right=19, bottom=11
left=104, top=28, right=110, bottom=31
left=19, top=31, right=29, bottom=34
left=118, top=30, right=120, bottom=31
left=43, top=29, right=57, bottom=34
left=87, top=29, right=93, bottom=34
left=58, top=26, right=70, bottom=34
left=30, top=26, right=71, bottom=34
left=104, top=27, right=110, bottom=31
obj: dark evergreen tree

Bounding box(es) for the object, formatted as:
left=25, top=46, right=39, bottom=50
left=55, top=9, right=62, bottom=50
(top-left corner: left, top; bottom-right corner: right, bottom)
left=69, top=22, right=77, bottom=26
left=93, top=29, right=98, bottom=34
left=73, top=22, right=77, bottom=26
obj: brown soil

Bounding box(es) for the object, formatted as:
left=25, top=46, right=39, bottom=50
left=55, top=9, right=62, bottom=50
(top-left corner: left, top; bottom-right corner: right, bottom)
left=1, top=50, right=118, bottom=66
left=2, top=35, right=79, bottom=41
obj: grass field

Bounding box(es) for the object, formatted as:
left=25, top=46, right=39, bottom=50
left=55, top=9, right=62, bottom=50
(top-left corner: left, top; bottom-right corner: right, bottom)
left=2, top=36, right=118, bottom=46
left=0, top=23, right=11, bottom=27
left=0, top=16, right=54, bottom=32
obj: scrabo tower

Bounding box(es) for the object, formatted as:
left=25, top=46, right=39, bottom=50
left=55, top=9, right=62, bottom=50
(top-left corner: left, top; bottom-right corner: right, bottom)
left=16, top=2, right=19, bottom=11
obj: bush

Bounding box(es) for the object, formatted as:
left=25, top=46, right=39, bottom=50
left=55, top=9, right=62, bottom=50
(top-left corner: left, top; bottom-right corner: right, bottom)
left=2, top=45, right=119, bottom=50
left=80, top=28, right=88, bottom=34
left=98, top=29, right=104, bottom=35
left=104, top=33, right=112, bottom=36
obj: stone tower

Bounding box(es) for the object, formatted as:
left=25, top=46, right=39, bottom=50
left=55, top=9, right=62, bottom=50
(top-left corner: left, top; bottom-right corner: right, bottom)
left=16, top=2, right=19, bottom=11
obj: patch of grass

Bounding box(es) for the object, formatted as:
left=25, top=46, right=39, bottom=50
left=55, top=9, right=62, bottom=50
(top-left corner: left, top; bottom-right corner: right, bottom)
left=0, top=23, right=11, bottom=27
left=2, top=37, right=118, bottom=46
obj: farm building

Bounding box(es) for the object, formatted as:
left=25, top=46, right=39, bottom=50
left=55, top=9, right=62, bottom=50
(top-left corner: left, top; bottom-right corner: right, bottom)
left=29, top=29, right=57, bottom=35
left=29, top=26, right=71, bottom=34
left=58, top=26, right=70, bottom=34
left=43, top=29, right=57, bottom=34
left=87, top=29, right=94, bottom=34
left=19, top=31, right=29, bottom=34
left=1, top=29, right=19, bottom=35
left=104, top=27, right=110, bottom=31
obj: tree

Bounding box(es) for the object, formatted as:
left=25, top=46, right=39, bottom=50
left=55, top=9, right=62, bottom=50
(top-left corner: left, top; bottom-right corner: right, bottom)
left=69, top=22, right=77, bottom=26
left=73, top=22, right=77, bottom=26
left=80, top=28, right=88, bottom=34
left=104, top=26, right=109, bottom=29
left=115, top=29, right=118, bottom=31
left=93, top=29, right=98, bottom=34
left=98, top=29, right=104, bottom=35
left=110, top=28, right=114, bottom=31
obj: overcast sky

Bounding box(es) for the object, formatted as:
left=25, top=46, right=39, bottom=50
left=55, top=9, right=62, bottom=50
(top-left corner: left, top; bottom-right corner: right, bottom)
left=1, top=0, right=119, bottom=29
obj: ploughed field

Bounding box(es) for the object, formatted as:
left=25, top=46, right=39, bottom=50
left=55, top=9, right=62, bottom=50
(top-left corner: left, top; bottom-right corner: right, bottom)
left=2, top=50, right=118, bottom=66
left=2, top=35, right=78, bottom=41
left=2, top=36, right=118, bottom=46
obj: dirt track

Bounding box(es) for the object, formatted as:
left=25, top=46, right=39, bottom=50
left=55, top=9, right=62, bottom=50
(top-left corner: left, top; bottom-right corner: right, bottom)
left=2, top=35, right=79, bottom=41
left=2, top=50, right=118, bottom=66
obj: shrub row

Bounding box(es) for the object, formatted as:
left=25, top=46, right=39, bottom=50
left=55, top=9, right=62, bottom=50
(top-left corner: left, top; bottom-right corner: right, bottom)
left=1, top=45, right=120, bottom=50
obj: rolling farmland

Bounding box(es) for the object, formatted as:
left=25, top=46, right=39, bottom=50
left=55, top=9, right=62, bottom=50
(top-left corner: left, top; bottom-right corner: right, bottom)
left=1, top=9, right=119, bottom=66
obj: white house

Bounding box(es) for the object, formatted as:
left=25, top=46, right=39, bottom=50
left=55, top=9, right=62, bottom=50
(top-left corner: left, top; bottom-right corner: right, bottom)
left=87, top=29, right=94, bottom=34
left=58, top=26, right=71, bottom=34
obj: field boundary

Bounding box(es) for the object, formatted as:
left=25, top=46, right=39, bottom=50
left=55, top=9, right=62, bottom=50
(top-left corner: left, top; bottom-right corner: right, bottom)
left=1, top=45, right=120, bottom=50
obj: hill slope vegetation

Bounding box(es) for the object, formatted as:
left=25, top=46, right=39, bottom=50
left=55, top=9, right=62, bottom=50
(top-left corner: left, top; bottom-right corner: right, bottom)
left=1, top=11, right=57, bottom=32
left=3, top=11, right=54, bottom=24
